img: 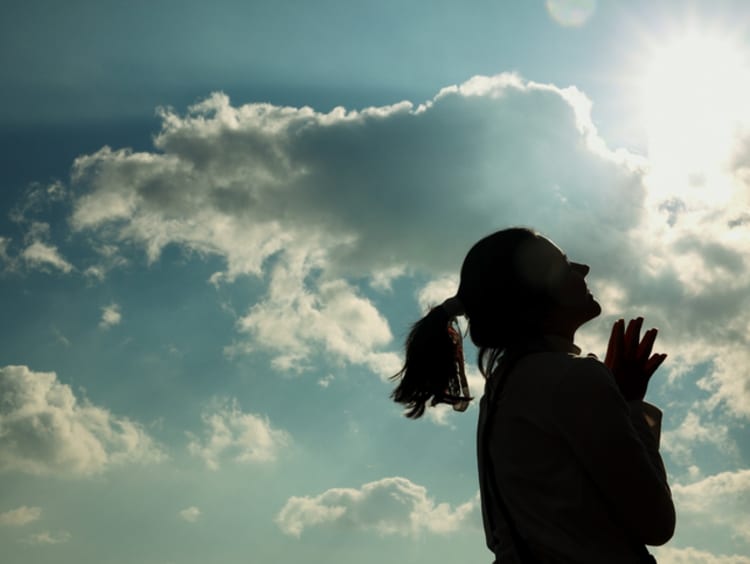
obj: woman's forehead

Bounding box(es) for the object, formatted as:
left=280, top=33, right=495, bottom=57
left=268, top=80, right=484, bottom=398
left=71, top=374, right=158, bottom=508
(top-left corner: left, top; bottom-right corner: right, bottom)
left=516, top=236, right=567, bottom=286
left=521, top=236, right=566, bottom=262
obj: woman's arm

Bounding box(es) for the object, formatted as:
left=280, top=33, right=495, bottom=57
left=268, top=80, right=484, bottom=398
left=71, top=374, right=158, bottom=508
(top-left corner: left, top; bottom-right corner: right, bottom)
left=553, top=357, right=675, bottom=546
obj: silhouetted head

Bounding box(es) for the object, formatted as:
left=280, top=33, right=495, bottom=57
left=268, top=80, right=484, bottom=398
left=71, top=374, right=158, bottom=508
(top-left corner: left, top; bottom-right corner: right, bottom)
left=392, top=227, right=601, bottom=418
left=457, top=227, right=600, bottom=355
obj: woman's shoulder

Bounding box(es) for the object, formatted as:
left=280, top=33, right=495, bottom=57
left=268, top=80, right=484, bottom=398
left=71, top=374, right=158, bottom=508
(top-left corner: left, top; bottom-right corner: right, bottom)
left=511, top=352, right=618, bottom=398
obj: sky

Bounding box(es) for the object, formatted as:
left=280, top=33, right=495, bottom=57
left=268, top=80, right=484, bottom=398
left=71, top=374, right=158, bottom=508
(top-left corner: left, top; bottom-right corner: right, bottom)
left=1, top=0, right=749, bottom=562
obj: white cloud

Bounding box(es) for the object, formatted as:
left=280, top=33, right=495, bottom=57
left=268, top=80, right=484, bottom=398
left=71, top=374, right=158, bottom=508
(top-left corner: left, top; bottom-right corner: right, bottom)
left=699, top=346, right=750, bottom=420
left=369, top=265, right=406, bottom=292
left=65, top=74, right=646, bottom=377
left=99, top=303, right=122, bottom=329
left=233, top=253, right=400, bottom=378
left=15, top=72, right=741, bottom=424
left=21, top=241, right=73, bottom=273
left=416, top=276, right=459, bottom=314
left=0, top=506, right=42, bottom=526
left=179, top=506, right=201, bottom=523
left=424, top=404, right=454, bottom=427
left=653, top=546, right=750, bottom=564
left=661, top=409, right=737, bottom=467
left=275, top=477, right=479, bottom=538
left=21, top=531, right=71, bottom=545
left=672, top=470, right=750, bottom=544
left=187, top=399, right=290, bottom=470
left=0, top=365, right=165, bottom=476
left=317, top=374, right=335, bottom=388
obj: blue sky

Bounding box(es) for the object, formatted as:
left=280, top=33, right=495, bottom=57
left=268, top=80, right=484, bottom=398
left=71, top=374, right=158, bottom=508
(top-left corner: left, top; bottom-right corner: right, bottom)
left=1, top=1, right=749, bottom=563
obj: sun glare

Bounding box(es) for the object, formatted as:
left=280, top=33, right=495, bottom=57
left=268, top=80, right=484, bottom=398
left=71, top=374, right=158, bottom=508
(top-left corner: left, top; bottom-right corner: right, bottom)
left=637, top=29, right=750, bottom=205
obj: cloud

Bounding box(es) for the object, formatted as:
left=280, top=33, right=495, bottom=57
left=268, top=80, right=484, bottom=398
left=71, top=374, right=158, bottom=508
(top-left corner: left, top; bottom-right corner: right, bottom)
left=66, top=73, right=645, bottom=376
left=416, top=276, right=459, bottom=313
left=22, top=72, right=745, bottom=425
left=9, top=181, right=67, bottom=225
left=187, top=399, right=290, bottom=470
left=0, top=365, right=165, bottom=476
left=21, top=241, right=74, bottom=273
left=21, top=531, right=71, bottom=545
left=661, top=409, right=737, bottom=467
left=653, top=546, right=750, bottom=564
left=99, top=303, right=122, bottom=329
left=178, top=506, right=201, bottom=523
left=672, top=469, right=750, bottom=544
left=0, top=506, right=42, bottom=526
left=275, top=477, right=479, bottom=538
left=232, top=256, right=401, bottom=378
left=698, top=347, right=750, bottom=420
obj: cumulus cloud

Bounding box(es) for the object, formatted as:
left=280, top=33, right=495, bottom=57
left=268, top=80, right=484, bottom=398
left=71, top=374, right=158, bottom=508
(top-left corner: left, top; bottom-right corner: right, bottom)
left=275, top=477, right=479, bottom=538
left=0, top=365, right=165, bottom=476
left=0, top=506, right=42, bottom=526
left=22, top=71, right=743, bottom=427
left=233, top=261, right=401, bottom=378
left=65, top=74, right=645, bottom=376
left=99, top=303, right=122, bottom=329
left=672, top=470, right=750, bottom=544
left=179, top=506, right=201, bottom=522
left=187, top=399, right=290, bottom=470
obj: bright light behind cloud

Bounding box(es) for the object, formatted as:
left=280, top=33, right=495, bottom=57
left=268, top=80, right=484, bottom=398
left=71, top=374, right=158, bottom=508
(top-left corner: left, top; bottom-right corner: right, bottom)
left=637, top=29, right=750, bottom=206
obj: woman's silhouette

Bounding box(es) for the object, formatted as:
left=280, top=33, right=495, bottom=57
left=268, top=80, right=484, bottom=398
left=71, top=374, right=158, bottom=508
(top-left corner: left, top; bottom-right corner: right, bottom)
left=391, top=227, right=674, bottom=563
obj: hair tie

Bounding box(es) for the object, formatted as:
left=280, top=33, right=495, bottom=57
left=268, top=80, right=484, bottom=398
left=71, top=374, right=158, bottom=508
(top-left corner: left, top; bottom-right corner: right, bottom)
left=445, top=319, right=471, bottom=411
left=441, top=296, right=465, bottom=318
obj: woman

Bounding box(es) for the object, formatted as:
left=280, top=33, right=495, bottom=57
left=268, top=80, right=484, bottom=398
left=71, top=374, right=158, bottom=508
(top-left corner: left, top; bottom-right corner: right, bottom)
left=391, top=227, right=674, bottom=563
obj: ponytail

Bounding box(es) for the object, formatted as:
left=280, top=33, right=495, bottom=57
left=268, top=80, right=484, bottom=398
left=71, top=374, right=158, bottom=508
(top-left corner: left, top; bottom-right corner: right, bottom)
left=390, top=302, right=471, bottom=419
left=391, top=227, right=555, bottom=419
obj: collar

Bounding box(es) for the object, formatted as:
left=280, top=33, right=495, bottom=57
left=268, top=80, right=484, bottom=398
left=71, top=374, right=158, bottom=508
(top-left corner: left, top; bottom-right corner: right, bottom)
left=541, top=334, right=581, bottom=355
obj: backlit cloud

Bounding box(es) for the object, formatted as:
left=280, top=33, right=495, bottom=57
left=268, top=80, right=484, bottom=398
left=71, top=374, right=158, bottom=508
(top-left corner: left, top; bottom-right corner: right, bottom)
left=16, top=72, right=746, bottom=433
left=66, top=74, right=646, bottom=377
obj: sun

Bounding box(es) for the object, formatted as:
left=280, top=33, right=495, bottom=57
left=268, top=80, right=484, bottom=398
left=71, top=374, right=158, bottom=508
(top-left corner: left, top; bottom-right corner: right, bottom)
left=635, top=27, right=750, bottom=205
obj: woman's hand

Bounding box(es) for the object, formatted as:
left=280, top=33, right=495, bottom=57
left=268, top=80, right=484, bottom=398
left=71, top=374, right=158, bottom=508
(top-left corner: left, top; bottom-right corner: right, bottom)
left=604, top=317, right=667, bottom=401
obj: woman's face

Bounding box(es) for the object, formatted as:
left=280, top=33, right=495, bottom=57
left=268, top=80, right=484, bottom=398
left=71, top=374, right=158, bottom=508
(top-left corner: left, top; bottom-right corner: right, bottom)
left=517, top=236, right=601, bottom=329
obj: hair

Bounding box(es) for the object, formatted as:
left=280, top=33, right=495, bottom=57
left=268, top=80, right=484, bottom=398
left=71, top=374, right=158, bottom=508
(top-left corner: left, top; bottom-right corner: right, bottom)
left=391, top=227, right=556, bottom=418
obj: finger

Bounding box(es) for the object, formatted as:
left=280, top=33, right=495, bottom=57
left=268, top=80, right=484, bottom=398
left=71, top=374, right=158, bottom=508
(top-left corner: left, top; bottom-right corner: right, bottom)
left=637, top=328, right=658, bottom=362
left=605, top=319, right=624, bottom=368
left=624, top=317, right=644, bottom=355
left=645, top=353, right=667, bottom=377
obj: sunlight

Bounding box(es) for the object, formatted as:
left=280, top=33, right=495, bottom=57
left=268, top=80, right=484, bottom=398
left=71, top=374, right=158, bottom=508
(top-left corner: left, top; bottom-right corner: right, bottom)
left=637, top=29, right=750, bottom=205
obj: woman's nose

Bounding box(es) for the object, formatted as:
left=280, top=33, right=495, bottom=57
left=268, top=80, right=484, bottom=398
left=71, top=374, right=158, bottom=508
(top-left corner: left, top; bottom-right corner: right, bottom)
left=572, top=262, right=590, bottom=277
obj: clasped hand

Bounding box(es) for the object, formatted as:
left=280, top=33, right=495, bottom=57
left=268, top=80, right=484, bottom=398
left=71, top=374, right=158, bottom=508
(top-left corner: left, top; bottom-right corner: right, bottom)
left=604, top=317, right=667, bottom=401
